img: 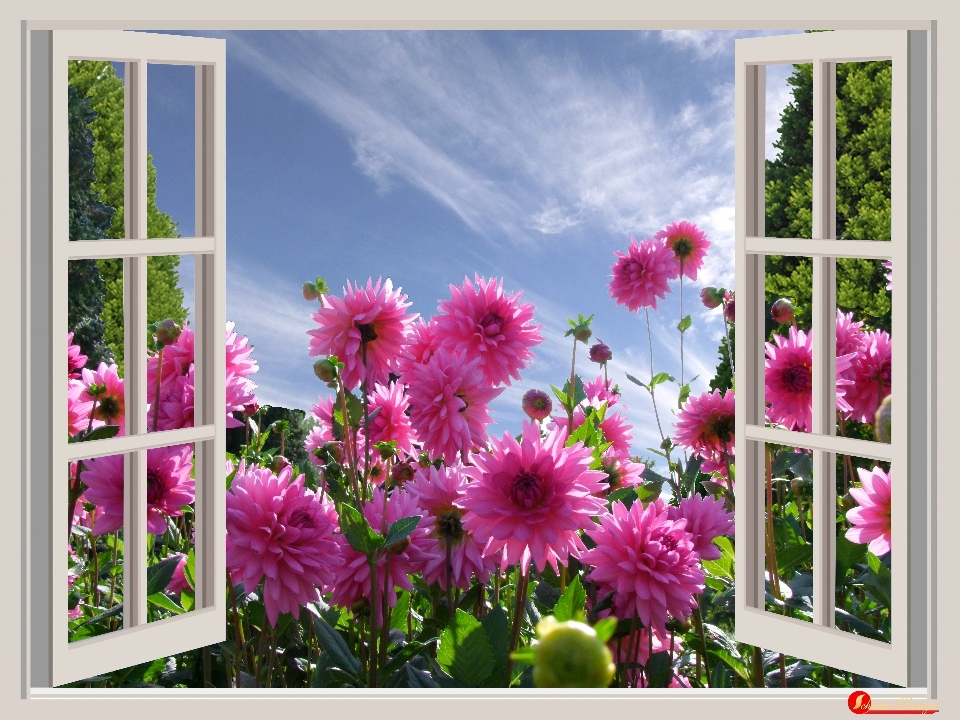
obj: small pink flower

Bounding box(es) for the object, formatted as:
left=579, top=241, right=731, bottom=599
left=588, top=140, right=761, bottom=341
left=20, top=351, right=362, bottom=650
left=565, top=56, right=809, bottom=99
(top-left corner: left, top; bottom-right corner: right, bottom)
left=843, top=329, right=892, bottom=425
left=667, top=494, right=734, bottom=560
left=364, top=382, right=419, bottom=458
left=674, top=389, right=735, bottom=463
left=434, top=275, right=543, bottom=387
left=81, top=362, right=125, bottom=428
left=165, top=553, right=193, bottom=595
left=67, top=332, right=87, bottom=378
left=308, top=278, right=417, bottom=391
left=700, top=287, right=725, bottom=310
left=845, top=465, right=891, bottom=556
left=582, top=375, right=621, bottom=408
left=407, top=349, right=502, bottom=463
left=589, top=341, right=612, bottom=364
left=522, top=389, right=553, bottom=421
left=304, top=395, right=337, bottom=467
left=771, top=298, right=795, bottom=324
left=609, top=237, right=679, bottom=312
left=396, top=317, right=442, bottom=383
left=68, top=378, right=96, bottom=436
left=655, top=220, right=710, bottom=281
left=460, top=420, right=607, bottom=576
left=598, top=449, right=645, bottom=494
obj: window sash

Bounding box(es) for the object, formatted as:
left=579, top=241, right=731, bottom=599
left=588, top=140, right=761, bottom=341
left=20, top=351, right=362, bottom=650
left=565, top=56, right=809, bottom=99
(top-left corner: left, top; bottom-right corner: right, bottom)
left=733, top=29, right=928, bottom=687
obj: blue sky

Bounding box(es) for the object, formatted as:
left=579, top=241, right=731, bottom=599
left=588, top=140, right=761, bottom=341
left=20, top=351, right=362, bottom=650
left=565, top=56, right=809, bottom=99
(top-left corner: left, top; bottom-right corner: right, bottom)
left=142, top=29, right=801, bottom=462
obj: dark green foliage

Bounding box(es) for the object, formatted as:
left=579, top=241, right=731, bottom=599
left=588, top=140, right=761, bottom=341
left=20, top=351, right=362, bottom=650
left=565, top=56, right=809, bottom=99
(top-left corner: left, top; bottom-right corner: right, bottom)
left=709, top=325, right=734, bottom=394
left=225, top=405, right=316, bottom=471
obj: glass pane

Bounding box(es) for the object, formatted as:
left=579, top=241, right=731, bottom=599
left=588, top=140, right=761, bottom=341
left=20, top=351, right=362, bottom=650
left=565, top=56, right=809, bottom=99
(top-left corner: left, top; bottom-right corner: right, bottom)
left=69, top=452, right=125, bottom=642
left=147, top=254, right=196, bottom=434
left=835, top=61, right=892, bottom=243
left=67, top=60, right=124, bottom=242
left=764, top=256, right=813, bottom=433
left=146, top=443, right=197, bottom=623
left=68, top=259, right=125, bottom=437
left=147, top=63, right=195, bottom=239
left=763, top=442, right=814, bottom=623
left=765, top=63, right=813, bottom=240
left=836, top=454, right=892, bottom=644
left=836, top=257, right=892, bottom=442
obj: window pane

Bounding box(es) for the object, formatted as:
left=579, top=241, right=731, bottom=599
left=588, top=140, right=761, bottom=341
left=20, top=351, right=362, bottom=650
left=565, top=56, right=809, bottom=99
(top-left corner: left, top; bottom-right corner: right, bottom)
left=763, top=442, right=814, bottom=624
left=69, top=452, right=125, bottom=643
left=836, top=454, right=892, bottom=645
left=147, top=63, right=196, bottom=239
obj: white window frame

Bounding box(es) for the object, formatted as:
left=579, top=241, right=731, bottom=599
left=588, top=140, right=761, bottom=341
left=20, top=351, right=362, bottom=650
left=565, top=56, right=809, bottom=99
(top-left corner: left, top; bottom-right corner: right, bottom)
left=6, top=5, right=949, bottom=720
left=26, top=29, right=227, bottom=687
left=734, top=30, right=926, bottom=687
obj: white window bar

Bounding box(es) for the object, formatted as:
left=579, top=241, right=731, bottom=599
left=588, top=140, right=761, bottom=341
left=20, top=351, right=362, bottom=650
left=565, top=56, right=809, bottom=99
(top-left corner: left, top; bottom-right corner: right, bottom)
left=734, top=30, right=928, bottom=687
left=28, top=30, right=227, bottom=688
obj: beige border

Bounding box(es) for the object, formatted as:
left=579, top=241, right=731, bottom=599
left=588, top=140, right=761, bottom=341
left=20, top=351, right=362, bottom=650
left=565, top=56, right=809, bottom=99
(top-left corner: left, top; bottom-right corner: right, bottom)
left=8, top=2, right=954, bottom=718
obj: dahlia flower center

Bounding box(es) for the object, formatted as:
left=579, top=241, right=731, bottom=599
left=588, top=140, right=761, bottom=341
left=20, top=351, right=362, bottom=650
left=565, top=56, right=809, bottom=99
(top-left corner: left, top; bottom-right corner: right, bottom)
left=660, top=533, right=678, bottom=553
left=510, top=470, right=546, bottom=509
left=479, top=311, right=506, bottom=339
left=288, top=508, right=316, bottom=529
left=708, top=414, right=735, bottom=445
left=95, top=394, right=122, bottom=422
left=781, top=363, right=812, bottom=393
left=146, top=469, right=163, bottom=505
left=531, top=396, right=549, bottom=412
left=436, top=509, right=465, bottom=546
left=671, top=237, right=693, bottom=259
left=356, top=322, right=378, bottom=343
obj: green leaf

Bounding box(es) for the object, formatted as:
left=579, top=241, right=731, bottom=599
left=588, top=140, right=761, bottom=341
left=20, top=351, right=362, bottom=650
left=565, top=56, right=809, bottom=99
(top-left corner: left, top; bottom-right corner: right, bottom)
left=636, top=480, right=663, bottom=506
left=343, top=390, right=364, bottom=428
left=678, top=383, right=693, bottom=409
left=836, top=535, right=868, bottom=578
left=145, top=555, right=182, bottom=596
left=481, top=605, right=510, bottom=678
left=640, top=466, right=672, bottom=485
left=391, top=590, right=411, bottom=630
left=71, top=424, right=122, bottom=443
left=184, top=548, right=195, bottom=591
left=593, top=616, right=618, bottom=643
left=147, top=592, right=184, bottom=614
left=437, top=609, right=495, bottom=687
left=553, top=576, right=586, bottom=622
left=532, top=581, right=561, bottom=613
left=606, top=486, right=639, bottom=509
left=650, top=371, right=675, bottom=389
left=644, top=651, right=673, bottom=687
left=559, top=375, right=587, bottom=408
left=677, top=314, right=692, bottom=333
left=383, top=515, right=421, bottom=550
left=834, top=607, right=887, bottom=642
left=625, top=373, right=647, bottom=390
left=312, top=614, right=362, bottom=676
left=181, top=590, right=195, bottom=612
left=776, top=544, right=813, bottom=576
left=550, top=384, right=574, bottom=413
left=702, top=557, right=734, bottom=581
left=340, top=503, right=384, bottom=556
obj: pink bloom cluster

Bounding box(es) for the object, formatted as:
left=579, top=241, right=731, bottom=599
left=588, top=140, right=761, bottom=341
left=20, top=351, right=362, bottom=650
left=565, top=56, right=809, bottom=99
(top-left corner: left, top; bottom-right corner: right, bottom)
left=845, top=465, right=892, bottom=557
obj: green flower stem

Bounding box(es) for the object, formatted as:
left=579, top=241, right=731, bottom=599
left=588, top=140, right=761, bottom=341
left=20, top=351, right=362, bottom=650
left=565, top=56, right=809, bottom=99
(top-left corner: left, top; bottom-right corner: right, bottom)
left=643, top=308, right=680, bottom=495
left=692, top=601, right=711, bottom=683
left=368, top=554, right=380, bottom=688
left=721, top=300, right=735, bottom=376
left=336, top=382, right=363, bottom=508
left=505, top=569, right=530, bottom=686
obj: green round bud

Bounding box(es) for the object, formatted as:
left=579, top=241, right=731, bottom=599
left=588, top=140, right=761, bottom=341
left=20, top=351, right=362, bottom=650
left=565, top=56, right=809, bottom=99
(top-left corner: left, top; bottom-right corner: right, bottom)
left=302, top=282, right=319, bottom=301
left=874, top=394, right=891, bottom=444
left=154, top=318, right=182, bottom=347
left=531, top=617, right=615, bottom=688
left=314, top=357, right=338, bottom=383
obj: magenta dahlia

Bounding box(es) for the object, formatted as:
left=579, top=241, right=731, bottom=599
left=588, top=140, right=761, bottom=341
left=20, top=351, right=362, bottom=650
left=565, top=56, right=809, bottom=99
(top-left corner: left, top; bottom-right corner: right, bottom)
left=551, top=402, right=634, bottom=458
left=364, top=382, right=419, bottom=458
left=304, top=395, right=337, bottom=467
left=307, top=278, right=416, bottom=391
left=655, top=220, right=710, bottom=281
left=598, top=449, right=645, bottom=494
left=522, top=389, right=553, bottom=422
left=674, top=389, right=735, bottom=463
left=843, top=329, right=892, bottom=425
left=164, top=553, right=193, bottom=595
left=226, top=461, right=343, bottom=626
left=459, top=420, right=607, bottom=576
left=582, top=375, right=621, bottom=407
left=68, top=378, right=95, bottom=436
left=396, top=317, right=442, bottom=383
left=81, top=444, right=194, bottom=536
left=407, top=464, right=496, bottom=591
left=845, top=465, right=892, bottom=556
left=407, top=348, right=502, bottom=463
left=81, top=362, right=125, bottom=428
left=667, top=494, right=734, bottom=560
left=582, top=498, right=704, bottom=637
left=609, top=236, right=679, bottom=312
left=67, top=332, right=87, bottom=378
left=433, top=274, right=543, bottom=387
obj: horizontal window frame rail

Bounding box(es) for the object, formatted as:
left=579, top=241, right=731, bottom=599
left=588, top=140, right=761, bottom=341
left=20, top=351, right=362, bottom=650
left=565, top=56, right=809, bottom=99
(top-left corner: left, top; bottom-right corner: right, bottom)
left=744, top=424, right=894, bottom=462
left=745, top=237, right=893, bottom=259
left=64, top=424, right=215, bottom=463
left=67, top=236, right=215, bottom=260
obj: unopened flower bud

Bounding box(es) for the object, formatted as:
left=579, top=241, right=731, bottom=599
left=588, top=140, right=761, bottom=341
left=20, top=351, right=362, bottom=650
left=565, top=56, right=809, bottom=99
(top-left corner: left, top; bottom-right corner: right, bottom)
left=700, top=286, right=725, bottom=309
left=771, top=298, right=795, bottom=324
left=840, top=492, right=857, bottom=512
left=323, top=441, right=344, bottom=464
left=875, top=394, right=892, bottom=443
left=302, top=282, right=319, bottom=301
left=391, top=461, right=416, bottom=487
left=314, top=357, right=338, bottom=383
left=723, top=295, right=736, bottom=324
left=531, top=617, right=615, bottom=688
left=270, top=455, right=291, bottom=474
left=242, top=401, right=260, bottom=416
left=589, top=341, right=612, bottom=365
left=154, top=318, right=182, bottom=347
left=522, top=389, right=553, bottom=421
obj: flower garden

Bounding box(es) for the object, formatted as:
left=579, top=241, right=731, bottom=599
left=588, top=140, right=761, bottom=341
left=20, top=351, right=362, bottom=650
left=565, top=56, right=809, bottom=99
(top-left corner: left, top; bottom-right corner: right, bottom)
left=63, top=219, right=895, bottom=689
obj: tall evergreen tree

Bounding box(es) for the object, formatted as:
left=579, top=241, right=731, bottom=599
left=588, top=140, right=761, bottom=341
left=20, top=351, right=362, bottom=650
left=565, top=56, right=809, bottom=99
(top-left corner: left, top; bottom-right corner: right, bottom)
left=68, top=61, right=188, bottom=376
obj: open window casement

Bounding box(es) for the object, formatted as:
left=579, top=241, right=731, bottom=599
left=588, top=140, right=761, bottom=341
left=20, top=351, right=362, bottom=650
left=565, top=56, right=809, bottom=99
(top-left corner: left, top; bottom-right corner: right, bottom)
left=27, top=30, right=226, bottom=687
left=734, top=30, right=928, bottom=687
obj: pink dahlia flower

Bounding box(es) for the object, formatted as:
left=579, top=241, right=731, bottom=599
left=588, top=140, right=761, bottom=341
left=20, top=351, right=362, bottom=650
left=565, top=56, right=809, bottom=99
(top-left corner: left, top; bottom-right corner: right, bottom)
left=667, top=494, right=734, bottom=560
left=582, top=375, right=621, bottom=408
left=843, top=329, right=892, bottom=425
left=81, top=362, right=126, bottom=428
left=836, top=309, right=866, bottom=360
left=598, top=448, right=645, bottom=494
left=611, top=626, right=685, bottom=688
left=407, top=465, right=496, bottom=591
left=308, top=277, right=416, bottom=391
left=434, top=274, right=543, bottom=387
left=226, top=461, right=342, bottom=626
left=522, top=389, right=553, bottom=422
left=609, top=236, right=680, bottom=312
left=165, top=553, right=193, bottom=595
left=655, top=220, right=710, bottom=281
left=459, top=420, right=607, bottom=576
left=674, top=389, right=735, bottom=463
left=396, top=317, right=442, bottom=383
left=582, top=498, right=704, bottom=637
left=845, top=465, right=892, bottom=556
left=226, top=321, right=259, bottom=379
left=147, top=324, right=195, bottom=400
left=407, top=349, right=502, bottom=463
left=764, top=326, right=856, bottom=432
left=364, top=382, right=419, bottom=458
left=551, top=402, right=634, bottom=459
left=81, top=444, right=194, bottom=536
left=330, top=487, right=436, bottom=625
left=68, top=378, right=96, bottom=436
left=67, top=332, right=87, bottom=378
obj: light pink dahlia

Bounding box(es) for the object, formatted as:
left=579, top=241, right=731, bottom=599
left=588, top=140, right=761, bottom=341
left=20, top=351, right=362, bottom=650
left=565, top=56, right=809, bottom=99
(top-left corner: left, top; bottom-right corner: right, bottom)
left=836, top=309, right=866, bottom=360
left=396, top=317, right=442, bottom=383
left=68, top=378, right=96, bottom=436
left=407, top=349, right=502, bottom=463
left=147, top=324, right=195, bottom=400
left=330, top=487, right=436, bottom=625
left=609, top=237, right=680, bottom=312
left=843, top=329, right=892, bottom=425
left=226, top=321, right=259, bottom=379
left=226, top=461, right=342, bottom=626
left=81, top=362, right=125, bottom=428
left=67, top=332, right=87, bottom=378
left=598, top=448, right=645, bottom=494
left=407, top=465, right=496, bottom=591
left=583, top=375, right=622, bottom=408
left=655, top=220, right=710, bottom=281
left=459, top=420, right=607, bottom=576
left=307, top=278, right=416, bottom=391
left=667, top=494, right=734, bottom=560
left=304, top=395, right=340, bottom=467
left=434, top=274, right=543, bottom=387
left=81, top=444, right=194, bottom=536
left=582, top=498, right=704, bottom=637
left=845, top=465, right=892, bottom=556
left=364, top=382, right=419, bottom=457
left=674, top=389, right=735, bottom=463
